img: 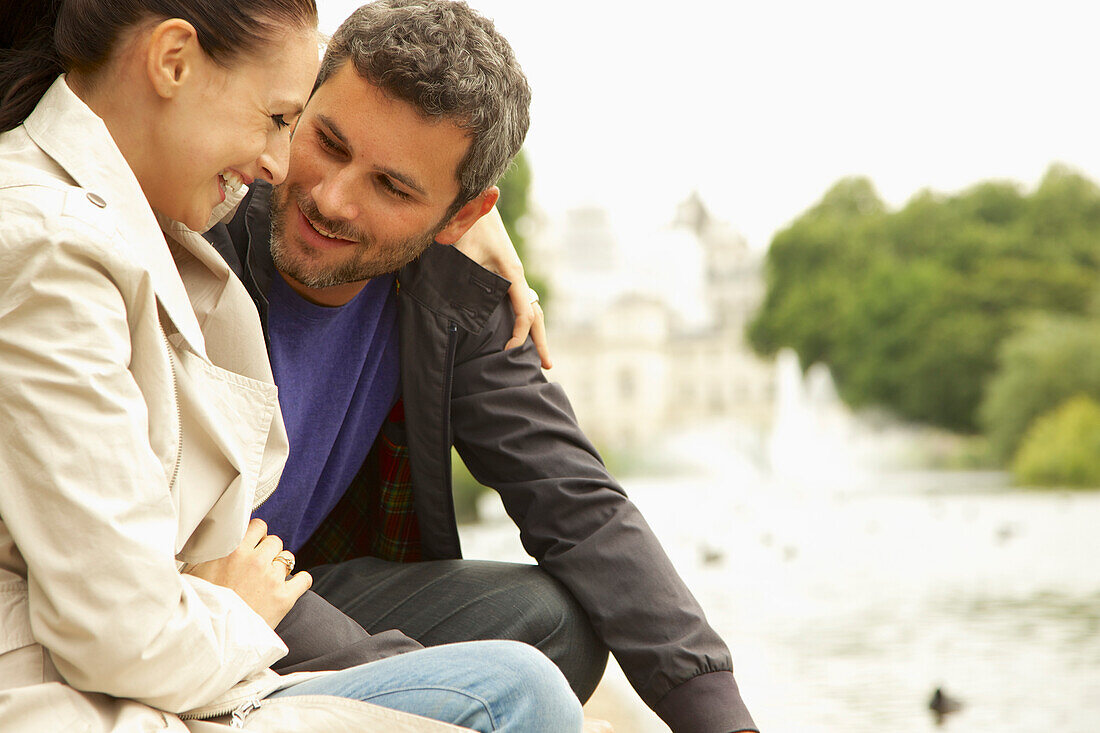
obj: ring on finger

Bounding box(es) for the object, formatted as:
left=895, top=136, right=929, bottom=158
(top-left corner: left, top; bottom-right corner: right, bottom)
left=528, top=288, right=539, bottom=305
left=272, top=551, right=295, bottom=576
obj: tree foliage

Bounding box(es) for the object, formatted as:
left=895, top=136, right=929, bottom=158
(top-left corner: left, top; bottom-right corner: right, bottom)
left=496, top=148, right=532, bottom=254
left=979, top=313, right=1100, bottom=461
left=1011, top=395, right=1100, bottom=487
left=749, top=164, right=1100, bottom=432
left=495, top=149, right=549, bottom=303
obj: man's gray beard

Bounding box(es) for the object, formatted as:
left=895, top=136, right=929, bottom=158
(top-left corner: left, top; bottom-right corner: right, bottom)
left=268, top=186, right=437, bottom=288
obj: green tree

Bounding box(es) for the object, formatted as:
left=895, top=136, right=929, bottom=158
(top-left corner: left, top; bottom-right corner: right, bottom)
left=496, top=148, right=531, bottom=253
left=748, top=177, right=888, bottom=369
left=829, top=261, right=1005, bottom=430
left=979, top=312, right=1100, bottom=461
left=1011, top=395, right=1100, bottom=487
left=748, top=164, right=1100, bottom=433
left=494, top=148, right=549, bottom=304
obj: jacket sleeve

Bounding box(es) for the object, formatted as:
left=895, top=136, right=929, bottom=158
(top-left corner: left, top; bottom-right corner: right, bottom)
left=0, top=223, right=285, bottom=712
left=449, top=303, right=758, bottom=733
left=272, top=590, right=424, bottom=674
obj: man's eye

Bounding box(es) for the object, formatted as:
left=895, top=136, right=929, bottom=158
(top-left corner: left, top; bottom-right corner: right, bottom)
left=317, top=130, right=343, bottom=154
left=379, top=176, right=412, bottom=200
left=272, top=114, right=290, bottom=130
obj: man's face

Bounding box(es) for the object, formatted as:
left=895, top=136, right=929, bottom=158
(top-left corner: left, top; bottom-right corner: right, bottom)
left=269, top=60, right=473, bottom=303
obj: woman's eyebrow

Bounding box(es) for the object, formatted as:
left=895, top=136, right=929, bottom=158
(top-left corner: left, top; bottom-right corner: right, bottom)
left=273, top=99, right=305, bottom=115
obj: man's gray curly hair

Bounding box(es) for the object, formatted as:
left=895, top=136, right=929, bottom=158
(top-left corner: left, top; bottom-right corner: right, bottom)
left=316, top=0, right=531, bottom=219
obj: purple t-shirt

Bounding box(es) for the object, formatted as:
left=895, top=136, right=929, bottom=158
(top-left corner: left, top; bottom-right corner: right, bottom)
left=255, top=271, right=399, bottom=552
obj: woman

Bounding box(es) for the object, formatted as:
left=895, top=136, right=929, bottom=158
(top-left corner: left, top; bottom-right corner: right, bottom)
left=0, top=1, right=580, bottom=731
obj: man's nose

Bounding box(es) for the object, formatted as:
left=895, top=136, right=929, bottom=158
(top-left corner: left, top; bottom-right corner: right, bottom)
left=312, top=169, right=361, bottom=222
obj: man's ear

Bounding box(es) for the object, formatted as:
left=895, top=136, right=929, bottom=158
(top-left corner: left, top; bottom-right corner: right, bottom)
left=434, top=186, right=501, bottom=245
left=145, top=19, right=201, bottom=99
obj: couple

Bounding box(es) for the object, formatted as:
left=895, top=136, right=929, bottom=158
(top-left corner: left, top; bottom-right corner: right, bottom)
left=0, top=0, right=758, bottom=731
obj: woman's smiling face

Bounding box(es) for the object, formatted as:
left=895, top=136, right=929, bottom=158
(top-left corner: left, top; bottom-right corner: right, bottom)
left=147, top=25, right=319, bottom=231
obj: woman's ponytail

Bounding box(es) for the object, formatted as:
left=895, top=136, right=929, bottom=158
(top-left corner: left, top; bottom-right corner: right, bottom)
left=0, top=0, right=65, bottom=133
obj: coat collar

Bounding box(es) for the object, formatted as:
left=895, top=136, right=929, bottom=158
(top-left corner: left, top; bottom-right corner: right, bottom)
left=23, top=76, right=208, bottom=355
left=397, top=244, right=511, bottom=335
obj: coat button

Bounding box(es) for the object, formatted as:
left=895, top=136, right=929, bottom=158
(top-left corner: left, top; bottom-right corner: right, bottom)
left=86, top=192, right=107, bottom=208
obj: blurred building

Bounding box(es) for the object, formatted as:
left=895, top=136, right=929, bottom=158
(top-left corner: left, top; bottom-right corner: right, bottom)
left=541, top=193, right=775, bottom=449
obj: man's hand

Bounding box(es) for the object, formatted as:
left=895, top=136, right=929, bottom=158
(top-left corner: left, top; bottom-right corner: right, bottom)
left=186, top=518, right=311, bottom=628
left=453, top=202, right=552, bottom=368
left=583, top=718, right=614, bottom=733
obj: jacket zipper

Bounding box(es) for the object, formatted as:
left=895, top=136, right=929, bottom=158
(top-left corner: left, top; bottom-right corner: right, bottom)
left=230, top=697, right=262, bottom=727
left=178, top=695, right=261, bottom=724
left=441, top=322, right=458, bottom=459
left=441, top=322, right=459, bottom=540
left=251, top=476, right=278, bottom=511
left=161, top=324, right=254, bottom=724
left=158, top=319, right=280, bottom=514
left=160, top=326, right=183, bottom=492
left=160, top=322, right=283, bottom=514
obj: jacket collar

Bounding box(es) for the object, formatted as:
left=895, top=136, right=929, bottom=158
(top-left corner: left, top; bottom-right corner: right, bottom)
left=398, top=244, right=510, bottom=335
left=23, top=76, right=207, bottom=355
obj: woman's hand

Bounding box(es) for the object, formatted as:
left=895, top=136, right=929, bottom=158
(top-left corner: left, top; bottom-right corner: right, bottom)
left=453, top=203, right=552, bottom=369
left=583, top=718, right=614, bottom=733
left=186, top=518, right=311, bottom=628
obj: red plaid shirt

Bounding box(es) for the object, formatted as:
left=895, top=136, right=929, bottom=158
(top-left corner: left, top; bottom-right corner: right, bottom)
left=296, top=399, right=422, bottom=567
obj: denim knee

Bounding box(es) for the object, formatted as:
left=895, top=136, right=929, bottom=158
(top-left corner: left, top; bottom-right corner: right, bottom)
left=486, top=640, right=583, bottom=732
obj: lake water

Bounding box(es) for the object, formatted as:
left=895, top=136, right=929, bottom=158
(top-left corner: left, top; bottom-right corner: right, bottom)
left=458, top=430, right=1100, bottom=732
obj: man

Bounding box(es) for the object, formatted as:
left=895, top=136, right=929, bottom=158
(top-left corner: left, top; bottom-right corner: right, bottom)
left=207, top=2, right=758, bottom=731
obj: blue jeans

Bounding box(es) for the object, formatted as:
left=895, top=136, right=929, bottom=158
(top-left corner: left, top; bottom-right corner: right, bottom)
left=268, top=640, right=582, bottom=732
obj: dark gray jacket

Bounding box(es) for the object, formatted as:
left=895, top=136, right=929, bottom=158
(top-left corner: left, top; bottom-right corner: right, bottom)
left=206, top=183, right=757, bottom=733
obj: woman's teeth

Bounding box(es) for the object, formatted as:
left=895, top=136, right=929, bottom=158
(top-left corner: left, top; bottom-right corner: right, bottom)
left=219, top=170, right=245, bottom=193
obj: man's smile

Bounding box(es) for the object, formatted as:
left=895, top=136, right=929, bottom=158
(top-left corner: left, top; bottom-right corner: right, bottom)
left=294, top=201, right=358, bottom=249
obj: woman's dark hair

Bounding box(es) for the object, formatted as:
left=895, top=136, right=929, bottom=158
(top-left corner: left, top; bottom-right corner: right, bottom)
left=0, top=0, right=318, bottom=133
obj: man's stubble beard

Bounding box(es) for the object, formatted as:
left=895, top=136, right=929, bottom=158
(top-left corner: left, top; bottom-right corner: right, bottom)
left=268, top=183, right=439, bottom=288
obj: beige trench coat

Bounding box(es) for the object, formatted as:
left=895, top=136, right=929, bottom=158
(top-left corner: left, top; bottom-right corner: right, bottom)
left=0, top=77, right=461, bottom=732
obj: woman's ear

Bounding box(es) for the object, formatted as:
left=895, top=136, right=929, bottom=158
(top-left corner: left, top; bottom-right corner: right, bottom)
left=145, top=18, right=201, bottom=99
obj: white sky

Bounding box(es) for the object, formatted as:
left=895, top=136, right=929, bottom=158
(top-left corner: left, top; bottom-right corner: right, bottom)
left=318, top=0, right=1100, bottom=250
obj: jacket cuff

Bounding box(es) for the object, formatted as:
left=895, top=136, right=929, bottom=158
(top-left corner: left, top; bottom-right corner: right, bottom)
left=654, top=671, right=759, bottom=733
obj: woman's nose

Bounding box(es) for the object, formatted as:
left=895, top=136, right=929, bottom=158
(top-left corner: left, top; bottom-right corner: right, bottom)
left=256, top=131, right=291, bottom=185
